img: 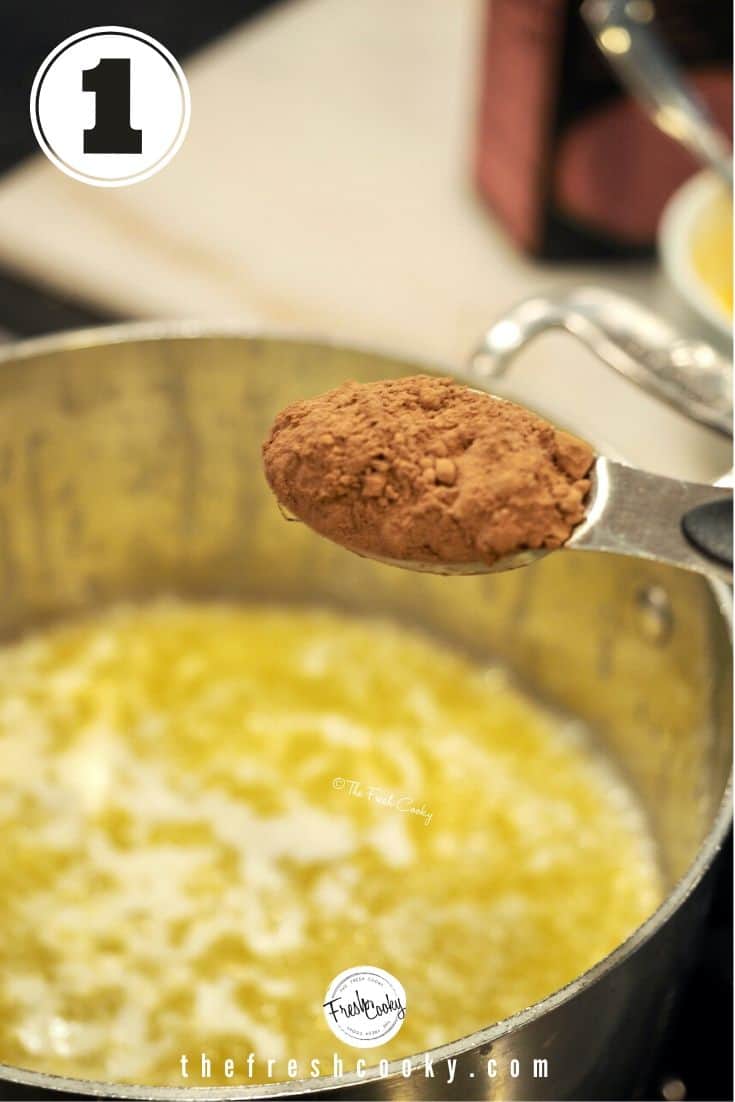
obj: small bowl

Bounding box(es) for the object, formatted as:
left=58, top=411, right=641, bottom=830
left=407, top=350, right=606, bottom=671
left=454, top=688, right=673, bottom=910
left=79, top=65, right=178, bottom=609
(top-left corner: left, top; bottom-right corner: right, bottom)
left=659, top=169, right=732, bottom=342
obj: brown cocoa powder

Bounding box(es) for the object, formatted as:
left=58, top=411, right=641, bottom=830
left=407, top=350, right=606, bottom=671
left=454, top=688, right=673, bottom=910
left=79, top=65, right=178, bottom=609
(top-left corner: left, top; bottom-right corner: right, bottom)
left=262, top=375, right=594, bottom=566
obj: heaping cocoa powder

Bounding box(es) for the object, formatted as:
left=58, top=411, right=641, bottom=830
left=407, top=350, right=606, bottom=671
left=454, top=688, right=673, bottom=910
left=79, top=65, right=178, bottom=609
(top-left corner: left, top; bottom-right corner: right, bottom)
left=262, top=375, right=594, bottom=566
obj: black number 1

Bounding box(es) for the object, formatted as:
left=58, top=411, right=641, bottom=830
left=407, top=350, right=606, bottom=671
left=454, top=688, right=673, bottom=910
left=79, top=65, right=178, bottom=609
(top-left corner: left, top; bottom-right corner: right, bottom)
left=83, top=58, right=142, bottom=154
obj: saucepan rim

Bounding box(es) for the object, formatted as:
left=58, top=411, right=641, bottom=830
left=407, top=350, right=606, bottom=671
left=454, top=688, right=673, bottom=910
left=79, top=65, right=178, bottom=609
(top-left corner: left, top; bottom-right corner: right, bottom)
left=0, top=321, right=731, bottom=1100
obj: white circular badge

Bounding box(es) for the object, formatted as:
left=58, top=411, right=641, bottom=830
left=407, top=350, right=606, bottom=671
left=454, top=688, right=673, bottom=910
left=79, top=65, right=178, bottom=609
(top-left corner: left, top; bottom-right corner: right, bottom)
left=30, top=26, right=190, bottom=187
left=323, top=966, right=406, bottom=1049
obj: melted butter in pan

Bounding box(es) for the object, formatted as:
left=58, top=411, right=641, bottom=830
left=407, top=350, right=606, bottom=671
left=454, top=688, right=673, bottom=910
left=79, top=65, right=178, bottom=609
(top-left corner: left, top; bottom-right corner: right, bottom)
left=0, top=602, right=662, bottom=1085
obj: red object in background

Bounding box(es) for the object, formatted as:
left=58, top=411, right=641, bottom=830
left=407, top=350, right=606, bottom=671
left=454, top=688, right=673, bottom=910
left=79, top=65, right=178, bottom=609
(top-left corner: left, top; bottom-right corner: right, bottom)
left=475, top=0, right=733, bottom=259
left=553, top=70, right=732, bottom=245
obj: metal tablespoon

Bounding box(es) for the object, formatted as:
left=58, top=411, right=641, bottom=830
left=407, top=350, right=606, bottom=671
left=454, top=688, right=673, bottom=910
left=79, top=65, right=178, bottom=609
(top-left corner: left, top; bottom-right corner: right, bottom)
left=581, top=0, right=733, bottom=188
left=369, top=456, right=733, bottom=583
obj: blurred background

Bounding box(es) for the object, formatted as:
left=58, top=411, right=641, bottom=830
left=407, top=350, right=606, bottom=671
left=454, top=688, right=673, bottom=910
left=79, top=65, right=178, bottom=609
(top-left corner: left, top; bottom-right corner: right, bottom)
left=0, top=0, right=731, bottom=479
left=0, top=2, right=731, bottom=1098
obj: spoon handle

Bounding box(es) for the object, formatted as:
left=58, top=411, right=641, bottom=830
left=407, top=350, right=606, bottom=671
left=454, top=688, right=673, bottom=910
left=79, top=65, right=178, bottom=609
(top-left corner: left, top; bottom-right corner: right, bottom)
left=570, top=457, right=733, bottom=583
left=581, top=0, right=733, bottom=187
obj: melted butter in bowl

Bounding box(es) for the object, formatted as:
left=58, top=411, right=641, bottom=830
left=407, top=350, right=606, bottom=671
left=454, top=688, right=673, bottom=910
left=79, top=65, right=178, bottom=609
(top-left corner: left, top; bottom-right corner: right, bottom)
left=691, top=187, right=733, bottom=317
left=0, top=602, right=663, bottom=1086
left=660, top=169, right=733, bottom=337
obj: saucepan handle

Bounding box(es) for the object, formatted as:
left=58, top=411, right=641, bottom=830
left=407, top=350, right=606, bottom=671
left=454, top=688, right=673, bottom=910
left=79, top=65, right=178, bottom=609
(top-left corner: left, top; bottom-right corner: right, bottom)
left=468, top=286, right=733, bottom=438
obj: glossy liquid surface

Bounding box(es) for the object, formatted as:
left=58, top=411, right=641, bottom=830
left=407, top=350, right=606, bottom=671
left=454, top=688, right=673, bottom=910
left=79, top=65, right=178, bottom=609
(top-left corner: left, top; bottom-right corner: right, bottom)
left=0, top=602, right=663, bottom=1085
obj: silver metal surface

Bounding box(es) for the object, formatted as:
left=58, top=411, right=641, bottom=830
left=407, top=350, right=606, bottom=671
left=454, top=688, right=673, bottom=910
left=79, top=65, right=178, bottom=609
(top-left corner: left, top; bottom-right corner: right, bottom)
left=0, top=323, right=730, bottom=1101
left=569, top=457, right=732, bottom=580
left=471, top=286, right=733, bottom=437
left=581, top=0, right=733, bottom=187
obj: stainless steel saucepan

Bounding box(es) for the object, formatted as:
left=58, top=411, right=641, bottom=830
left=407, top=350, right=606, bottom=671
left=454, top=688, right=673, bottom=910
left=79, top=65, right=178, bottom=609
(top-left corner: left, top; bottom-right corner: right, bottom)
left=0, top=305, right=731, bottom=1101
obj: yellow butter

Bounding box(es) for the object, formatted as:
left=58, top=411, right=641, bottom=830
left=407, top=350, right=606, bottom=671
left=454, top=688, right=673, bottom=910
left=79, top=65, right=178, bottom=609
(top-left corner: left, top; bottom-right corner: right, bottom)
left=0, top=602, right=662, bottom=1085
left=691, top=190, right=733, bottom=316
